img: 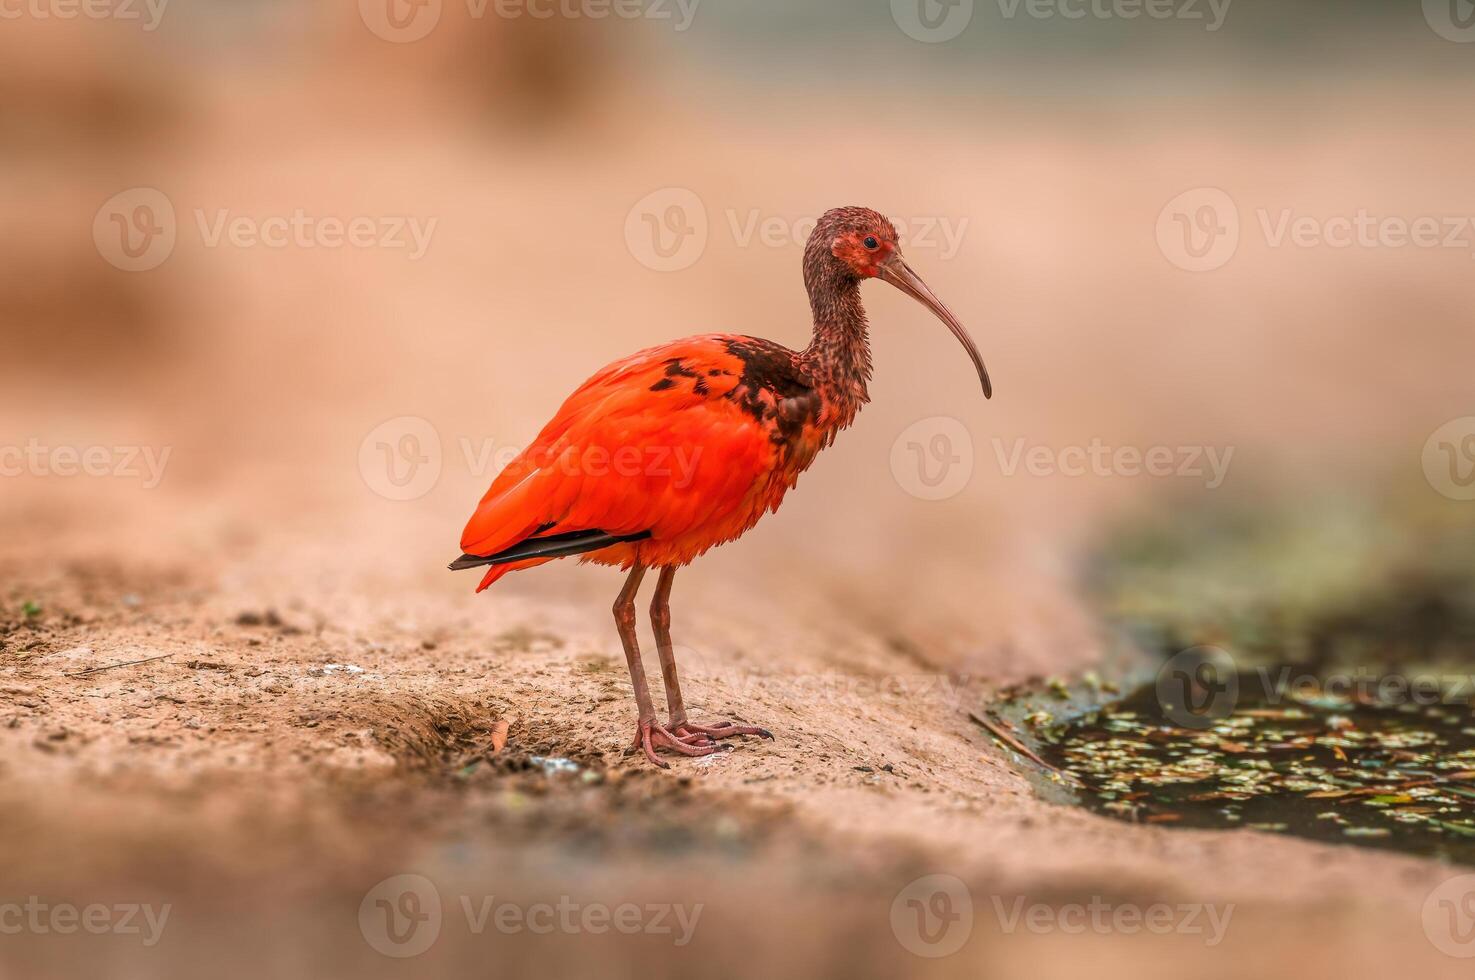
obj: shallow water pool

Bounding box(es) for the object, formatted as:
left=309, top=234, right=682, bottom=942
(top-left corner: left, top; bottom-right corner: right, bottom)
left=1038, top=673, right=1475, bottom=863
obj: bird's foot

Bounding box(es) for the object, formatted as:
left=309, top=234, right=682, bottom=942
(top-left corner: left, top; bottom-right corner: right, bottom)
left=672, top=718, right=774, bottom=742
left=631, top=718, right=729, bottom=769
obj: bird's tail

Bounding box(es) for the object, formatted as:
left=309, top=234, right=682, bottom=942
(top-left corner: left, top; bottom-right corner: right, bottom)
left=472, top=558, right=551, bottom=592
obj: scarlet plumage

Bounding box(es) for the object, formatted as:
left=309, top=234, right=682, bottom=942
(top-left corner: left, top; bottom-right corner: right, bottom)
left=459, top=334, right=826, bottom=590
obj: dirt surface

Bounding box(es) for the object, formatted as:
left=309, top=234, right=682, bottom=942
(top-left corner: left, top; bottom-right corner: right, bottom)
left=3, top=495, right=1472, bottom=979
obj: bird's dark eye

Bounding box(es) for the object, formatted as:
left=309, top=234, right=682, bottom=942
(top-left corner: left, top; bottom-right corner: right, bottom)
left=863, top=236, right=879, bottom=250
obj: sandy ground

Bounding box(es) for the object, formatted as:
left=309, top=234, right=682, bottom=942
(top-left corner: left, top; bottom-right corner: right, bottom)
left=4, top=37, right=1475, bottom=976
left=3, top=500, right=1471, bottom=980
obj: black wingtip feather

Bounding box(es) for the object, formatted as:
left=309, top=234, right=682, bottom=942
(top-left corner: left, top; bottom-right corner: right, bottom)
left=448, top=529, right=652, bottom=573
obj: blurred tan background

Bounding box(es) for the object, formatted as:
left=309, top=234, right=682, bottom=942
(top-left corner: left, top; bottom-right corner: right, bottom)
left=3, top=2, right=1475, bottom=977
left=5, top=1, right=1473, bottom=631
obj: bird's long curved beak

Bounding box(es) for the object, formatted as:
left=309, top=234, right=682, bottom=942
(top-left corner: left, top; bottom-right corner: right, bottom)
left=878, top=256, right=993, bottom=399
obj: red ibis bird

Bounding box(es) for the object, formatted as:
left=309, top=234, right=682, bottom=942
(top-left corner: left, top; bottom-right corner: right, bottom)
left=451, top=206, right=991, bottom=767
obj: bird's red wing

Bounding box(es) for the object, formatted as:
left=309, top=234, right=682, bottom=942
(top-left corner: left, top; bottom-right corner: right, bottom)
left=459, top=335, right=782, bottom=561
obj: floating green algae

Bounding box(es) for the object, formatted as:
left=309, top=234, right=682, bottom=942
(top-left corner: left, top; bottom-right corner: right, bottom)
left=1040, top=674, right=1475, bottom=862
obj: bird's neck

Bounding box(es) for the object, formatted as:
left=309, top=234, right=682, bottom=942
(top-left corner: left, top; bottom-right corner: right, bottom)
left=799, top=275, right=872, bottom=429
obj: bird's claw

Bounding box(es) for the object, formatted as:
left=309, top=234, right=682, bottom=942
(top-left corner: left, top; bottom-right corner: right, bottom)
left=673, top=719, right=774, bottom=742
left=632, top=718, right=729, bottom=768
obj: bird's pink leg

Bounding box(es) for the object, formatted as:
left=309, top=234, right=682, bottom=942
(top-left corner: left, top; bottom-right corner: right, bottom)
left=649, top=567, right=698, bottom=741
left=613, top=563, right=723, bottom=768
left=650, top=566, right=774, bottom=745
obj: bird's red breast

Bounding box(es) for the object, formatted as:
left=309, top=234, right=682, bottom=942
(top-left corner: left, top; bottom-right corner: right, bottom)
left=459, top=333, right=836, bottom=590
